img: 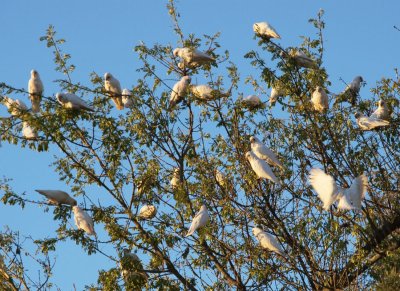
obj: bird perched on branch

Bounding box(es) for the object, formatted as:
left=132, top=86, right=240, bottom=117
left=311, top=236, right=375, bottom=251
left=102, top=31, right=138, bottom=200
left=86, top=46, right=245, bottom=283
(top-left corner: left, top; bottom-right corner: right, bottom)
left=335, top=76, right=364, bottom=106
left=2, top=96, right=28, bottom=116
left=354, top=112, right=390, bottom=130
left=73, top=206, right=96, bottom=236
left=28, top=70, right=44, bottom=113
left=35, top=190, right=77, bottom=206
left=253, top=22, right=281, bottom=40
left=370, top=99, right=390, bottom=121
left=173, top=47, right=214, bottom=67
left=185, top=205, right=210, bottom=237
left=245, top=151, right=280, bottom=184
left=104, top=72, right=124, bottom=110
left=170, top=76, right=191, bottom=108
left=311, top=86, right=329, bottom=113
left=250, top=136, right=284, bottom=170
left=252, top=227, right=286, bottom=256
left=56, top=92, right=94, bottom=112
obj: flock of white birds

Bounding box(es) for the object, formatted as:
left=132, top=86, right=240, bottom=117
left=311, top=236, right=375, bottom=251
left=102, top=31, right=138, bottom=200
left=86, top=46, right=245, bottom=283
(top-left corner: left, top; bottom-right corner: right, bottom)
left=0, top=21, right=391, bottom=276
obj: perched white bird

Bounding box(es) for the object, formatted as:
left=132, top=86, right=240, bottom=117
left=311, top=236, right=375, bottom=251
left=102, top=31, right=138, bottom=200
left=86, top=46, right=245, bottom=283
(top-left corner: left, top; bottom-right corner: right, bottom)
left=170, top=168, right=181, bottom=189
left=336, top=76, right=364, bottom=105
left=170, top=76, right=191, bottom=108
left=72, top=206, right=96, bottom=236
left=104, top=72, right=124, bottom=110
left=191, top=84, right=213, bottom=100
left=56, top=92, right=94, bottom=112
left=245, top=151, right=280, bottom=184
left=309, top=168, right=368, bottom=211
left=253, top=22, right=281, bottom=40
left=370, top=99, right=390, bottom=121
left=35, top=190, right=77, bottom=206
left=311, top=86, right=329, bottom=113
left=22, top=122, right=38, bottom=140
left=191, top=84, right=229, bottom=100
left=214, top=169, right=227, bottom=187
left=173, top=47, right=214, bottom=67
left=269, top=86, right=285, bottom=105
left=354, top=112, right=390, bottom=130
left=289, top=49, right=317, bottom=69
left=138, top=205, right=157, bottom=220
left=28, top=70, right=44, bottom=113
left=242, top=95, right=265, bottom=108
left=2, top=96, right=28, bottom=116
left=185, top=205, right=210, bottom=237
left=122, top=89, right=134, bottom=109
left=250, top=136, right=284, bottom=170
left=252, top=227, right=285, bottom=256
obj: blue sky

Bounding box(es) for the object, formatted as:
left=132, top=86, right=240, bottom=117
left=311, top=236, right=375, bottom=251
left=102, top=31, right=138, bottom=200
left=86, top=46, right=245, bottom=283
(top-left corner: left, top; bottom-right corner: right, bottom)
left=1, top=0, right=400, bottom=289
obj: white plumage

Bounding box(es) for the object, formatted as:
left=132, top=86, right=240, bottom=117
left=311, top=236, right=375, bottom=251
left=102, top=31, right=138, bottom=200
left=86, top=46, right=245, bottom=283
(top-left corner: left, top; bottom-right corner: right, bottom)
left=309, top=168, right=339, bottom=210
left=2, top=96, right=28, bottom=116
left=173, top=47, right=214, bottom=67
left=337, top=175, right=368, bottom=210
left=170, top=76, right=191, bottom=108
left=269, top=86, right=284, bottom=105
left=250, top=136, right=283, bottom=170
left=191, top=84, right=213, bottom=100
left=252, top=227, right=285, bottom=256
left=170, top=168, right=181, bottom=189
left=72, top=206, right=96, bottom=236
left=253, top=22, right=281, bottom=39
left=289, top=49, right=317, bottom=69
left=345, top=76, right=363, bottom=96
left=185, top=205, right=210, bottom=237
left=214, top=169, right=227, bottom=187
left=243, top=95, right=264, bottom=107
left=138, top=205, right=157, bottom=220
left=370, top=99, right=390, bottom=121
left=122, top=89, right=134, bottom=109
left=311, top=86, right=329, bottom=112
left=104, top=72, right=123, bottom=110
left=56, top=92, right=94, bottom=112
left=245, top=151, right=280, bottom=184
left=354, top=112, right=390, bottom=130
left=35, top=190, right=77, bottom=206
left=28, top=70, right=44, bottom=113
left=22, top=122, right=38, bottom=140
left=309, top=168, right=368, bottom=211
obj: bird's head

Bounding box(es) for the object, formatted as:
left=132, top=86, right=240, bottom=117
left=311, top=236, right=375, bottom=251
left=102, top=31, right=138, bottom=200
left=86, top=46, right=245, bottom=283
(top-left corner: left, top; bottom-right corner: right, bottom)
left=56, top=93, right=65, bottom=104
left=72, top=199, right=78, bottom=206
left=182, top=76, right=191, bottom=84
left=31, top=70, right=38, bottom=77
left=249, top=136, right=258, bottom=144
left=354, top=112, right=362, bottom=119
left=252, top=227, right=262, bottom=236
left=104, top=72, right=112, bottom=81
left=72, top=205, right=79, bottom=213
left=378, top=99, right=385, bottom=107
left=315, top=86, right=323, bottom=93
left=173, top=48, right=180, bottom=57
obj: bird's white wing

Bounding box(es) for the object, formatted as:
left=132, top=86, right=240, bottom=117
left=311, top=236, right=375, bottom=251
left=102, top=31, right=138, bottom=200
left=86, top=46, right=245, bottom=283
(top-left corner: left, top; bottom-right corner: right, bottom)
left=66, top=93, right=94, bottom=111
left=257, top=231, right=285, bottom=255
left=309, top=169, right=338, bottom=210
left=249, top=156, right=280, bottom=184
left=252, top=142, right=283, bottom=169
left=185, top=207, right=209, bottom=237
left=360, top=117, right=389, bottom=129
left=338, top=175, right=367, bottom=210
